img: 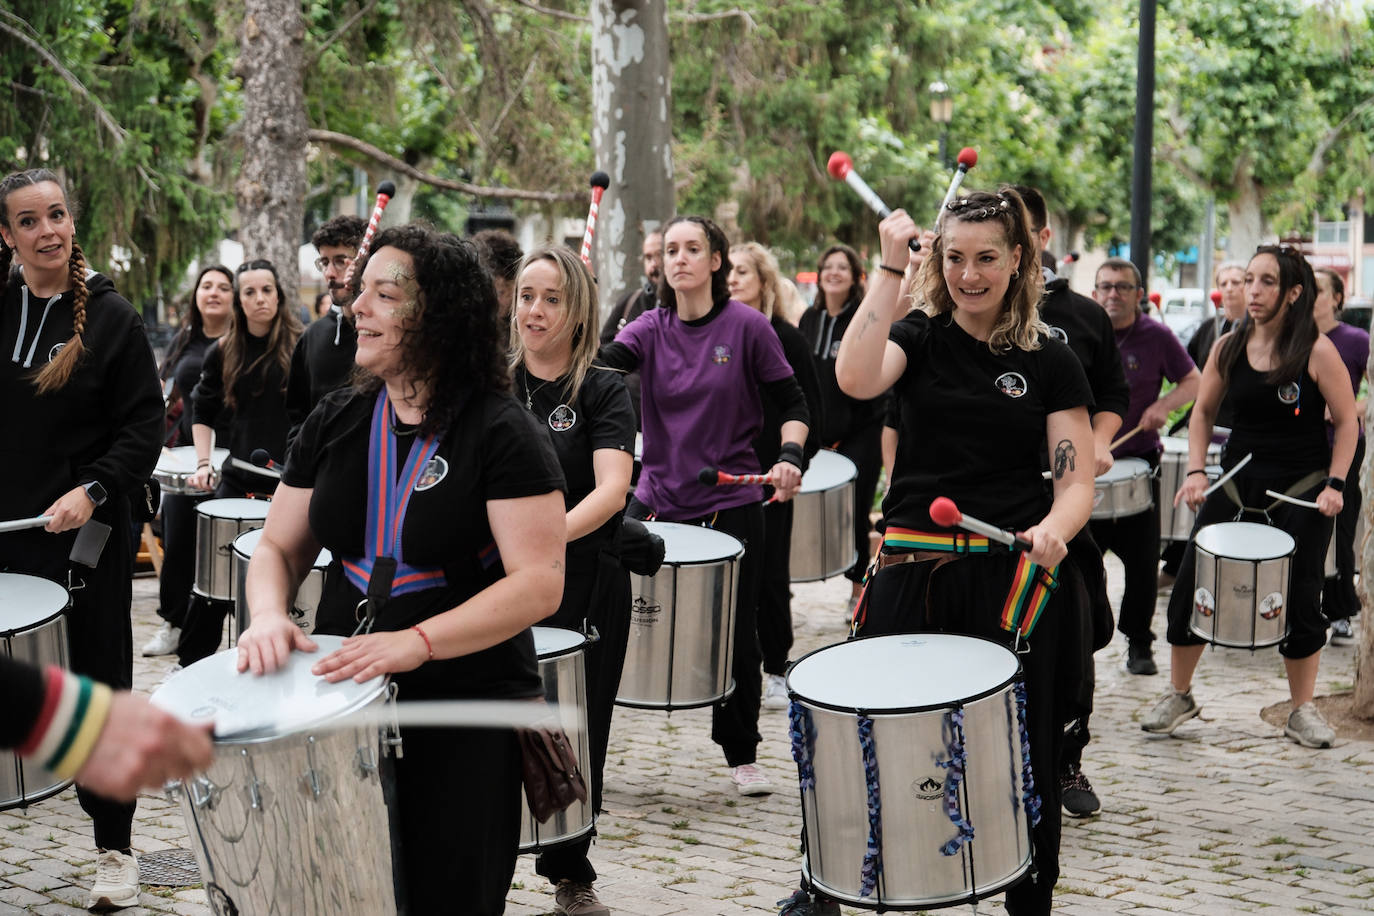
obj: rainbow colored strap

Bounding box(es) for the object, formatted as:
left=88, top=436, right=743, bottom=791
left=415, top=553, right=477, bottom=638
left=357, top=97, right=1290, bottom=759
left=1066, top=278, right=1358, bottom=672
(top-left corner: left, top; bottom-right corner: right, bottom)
left=883, top=526, right=990, bottom=554
left=1000, top=551, right=1060, bottom=638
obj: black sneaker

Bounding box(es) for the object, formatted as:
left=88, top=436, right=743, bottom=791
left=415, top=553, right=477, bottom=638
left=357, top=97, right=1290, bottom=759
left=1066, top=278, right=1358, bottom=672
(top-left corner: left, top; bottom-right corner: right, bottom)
left=1060, top=764, right=1101, bottom=818
left=777, top=888, right=840, bottom=916
left=1126, top=642, right=1158, bottom=676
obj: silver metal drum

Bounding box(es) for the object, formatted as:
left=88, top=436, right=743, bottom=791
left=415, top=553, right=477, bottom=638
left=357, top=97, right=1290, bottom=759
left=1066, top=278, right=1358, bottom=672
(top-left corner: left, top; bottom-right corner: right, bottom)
left=1191, top=522, right=1295, bottom=649
left=0, top=573, right=71, bottom=810
left=1091, top=457, right=1152, bottom=520
left=790, top=449, right=858, bottom=582
left=787, top=634, right=1031, bottom=909
left=230, top=528, right=330, bottom=643
left=519, top=627, right=593, bottom=853
left=1159, top=437, right=1223, bottom=541
left=152, top=636, right=396, bottom=916
left=615, top=522, right=743, bottom=710
left=154, top=446, right=230, bottom=496
left=194, top=498, right=271, bottom=602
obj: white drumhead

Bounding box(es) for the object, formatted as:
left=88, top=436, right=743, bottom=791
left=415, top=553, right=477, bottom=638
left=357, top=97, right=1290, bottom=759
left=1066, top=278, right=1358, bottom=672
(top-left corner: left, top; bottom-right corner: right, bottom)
left=231, top=527, right=331, bottom=569
left=644, top=521, right=744, bottom=564
left=800, top=449, right=858, bottom=492
left=0, top=573, right=68, bottom=632
left=156, top=446, right=229, bottom=474
left=1195, top=521, right=1295, bottom=560
left=151, top=635, right=384, bottom=739
left=1096, top=458, right=1150, bottom=484
left=787, top=633, right=1018, bottom=712
left=1161, top=436, right=1188, bottom=455
left=532, top=625, right=586, bottom=659
left=198, top=497, right=271, bottom=521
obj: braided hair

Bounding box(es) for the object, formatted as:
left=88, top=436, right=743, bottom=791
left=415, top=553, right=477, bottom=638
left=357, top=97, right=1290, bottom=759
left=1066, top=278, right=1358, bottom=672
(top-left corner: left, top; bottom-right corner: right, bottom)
left=0, top=169, right=88, bottom=395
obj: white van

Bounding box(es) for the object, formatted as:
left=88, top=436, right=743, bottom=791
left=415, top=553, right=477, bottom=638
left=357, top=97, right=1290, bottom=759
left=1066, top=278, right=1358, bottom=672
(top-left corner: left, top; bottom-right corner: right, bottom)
left=1157, top=288, right=1209, bottom=343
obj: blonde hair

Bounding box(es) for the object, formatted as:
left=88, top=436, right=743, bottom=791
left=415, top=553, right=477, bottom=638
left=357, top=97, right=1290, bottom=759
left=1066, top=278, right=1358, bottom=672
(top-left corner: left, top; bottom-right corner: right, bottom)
left=508, top=246, right=600, bottom=404
left=914, top=188, right=1047, bottom=353
left=728, top=242, right=784, bottom=320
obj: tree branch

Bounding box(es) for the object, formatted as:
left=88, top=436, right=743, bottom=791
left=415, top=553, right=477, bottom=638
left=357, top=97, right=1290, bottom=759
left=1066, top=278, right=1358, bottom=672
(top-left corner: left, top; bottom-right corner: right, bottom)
left=506, top=0, right=588, bottom=22
left=313, top=0, right=382, bottom=62
left=1307, top=93, right=1374, bottom=175
left=307, top=128, right=583, bottom=201
left=676, top=8, right=756, bottom=27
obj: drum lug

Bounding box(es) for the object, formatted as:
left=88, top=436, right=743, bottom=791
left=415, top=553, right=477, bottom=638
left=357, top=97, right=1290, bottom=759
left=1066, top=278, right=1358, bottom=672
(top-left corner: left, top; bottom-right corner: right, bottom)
left=189, top=776, right=221, bottom=810
left=301, top=735, right=326, bottom=800
left=241, top=748, right=267, bottom=813
left=355, top=746, right=379, bottom=779
left=383, top=682, right=404, bottom=759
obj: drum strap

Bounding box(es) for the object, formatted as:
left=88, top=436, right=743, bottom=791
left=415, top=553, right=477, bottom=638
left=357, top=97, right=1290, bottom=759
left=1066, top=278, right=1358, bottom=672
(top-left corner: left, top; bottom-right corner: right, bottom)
left=1221, top=469, right=1325, bottom=519
left=999, top=553, right=1059, bottom=639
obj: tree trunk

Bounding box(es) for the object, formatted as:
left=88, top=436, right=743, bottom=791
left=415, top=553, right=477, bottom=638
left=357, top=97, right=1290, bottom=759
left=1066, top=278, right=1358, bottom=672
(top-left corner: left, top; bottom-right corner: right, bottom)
left=234, top=0, right=307, bottom=310
left=1224, top=177, right=1266, bottom=259
left=1355, top=367, right=1374, bottom=718
left=590, top=0, right=673, bottom=322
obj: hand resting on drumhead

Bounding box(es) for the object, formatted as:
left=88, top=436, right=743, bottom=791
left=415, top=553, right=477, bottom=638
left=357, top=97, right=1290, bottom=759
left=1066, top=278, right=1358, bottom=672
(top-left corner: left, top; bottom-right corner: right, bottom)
left=237, top=486, right=322, bottom=675
left=41, top=486, right=95, bottom=533
left=76, top=692, right=214, bottom=801
left=310, top=630, right=431, bottom=683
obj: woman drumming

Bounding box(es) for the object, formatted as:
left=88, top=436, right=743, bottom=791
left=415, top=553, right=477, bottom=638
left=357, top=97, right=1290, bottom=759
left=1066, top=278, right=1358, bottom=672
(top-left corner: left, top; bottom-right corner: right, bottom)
left=510, top=246, right=635, bottom=916
left=0, top=168, right=166, bottom=910
left=236, top=225, right=566, bottom=914
left=600, top=215, right=810, bottom=795
left=781, top=193, right=1097, bottom=916
left=142, top=266, right=234, bottom=657
left=798, top=244, right=886, bottom=609
left=728, top=242, right=823, bottom=709
left=1312, top=267, right=1367, bottom=645
left=179, top=259, right=300, bottom=665
left=1146, top=247, right=1357, bottom=748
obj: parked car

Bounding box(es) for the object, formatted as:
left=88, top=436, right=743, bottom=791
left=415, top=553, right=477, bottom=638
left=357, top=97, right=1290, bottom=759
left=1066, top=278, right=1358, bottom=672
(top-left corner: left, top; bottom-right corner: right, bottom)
left=1341, top=296, right=1372, bottom=331
left=1157, top=288, right=1209, bottom=343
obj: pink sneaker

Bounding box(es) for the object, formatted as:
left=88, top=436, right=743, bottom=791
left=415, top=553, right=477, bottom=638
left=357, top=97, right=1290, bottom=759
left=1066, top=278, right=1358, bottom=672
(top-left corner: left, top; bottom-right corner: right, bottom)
left=731, top=763, right=774, bottom=796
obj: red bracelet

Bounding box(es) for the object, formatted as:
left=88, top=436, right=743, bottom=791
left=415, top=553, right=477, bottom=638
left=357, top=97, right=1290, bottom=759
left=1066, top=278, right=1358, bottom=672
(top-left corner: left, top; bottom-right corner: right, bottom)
left=411, top=624, right=434, bottom=660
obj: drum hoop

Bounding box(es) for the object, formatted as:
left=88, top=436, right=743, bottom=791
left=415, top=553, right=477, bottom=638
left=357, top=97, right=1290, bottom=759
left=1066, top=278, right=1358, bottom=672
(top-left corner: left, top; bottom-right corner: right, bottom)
left=786, top=632, right=1023, bottom=717
left=657, top=547, right=746, bottom=568
left=532, top=628, right=595, bottom=662
left=210, top=678, right=390, bottom=746
left=0, top=607, right=68, bottom=638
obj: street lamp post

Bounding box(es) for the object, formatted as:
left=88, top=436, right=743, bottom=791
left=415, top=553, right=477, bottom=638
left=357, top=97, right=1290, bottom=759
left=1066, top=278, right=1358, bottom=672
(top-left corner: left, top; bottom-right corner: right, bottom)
left=930, top=80, right=953, bottom=168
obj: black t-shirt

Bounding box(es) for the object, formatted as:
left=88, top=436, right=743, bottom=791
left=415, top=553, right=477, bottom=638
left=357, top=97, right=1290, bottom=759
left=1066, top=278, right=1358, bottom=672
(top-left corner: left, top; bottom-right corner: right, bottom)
left=283, top=386, right=566, bottom=699
left=1222, top=349, right=1329, bottom=478
left=516, top=362, right=635, bottom=559
left=884, top=311, right=1094, bottom=533
left=192, top=334, right=292, bottom=493
left=1039, top=278, right=1129, bottom=419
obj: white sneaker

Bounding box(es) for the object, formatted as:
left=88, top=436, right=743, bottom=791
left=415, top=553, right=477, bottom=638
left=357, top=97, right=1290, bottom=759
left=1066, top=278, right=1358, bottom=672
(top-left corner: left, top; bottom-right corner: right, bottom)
left=141, top=621, right=180, bottom=656
left=85, top=849, right=139, bottom=911
left=762, top=673, right=789, bottom=709
left=731, top=763, right=774, bottom=796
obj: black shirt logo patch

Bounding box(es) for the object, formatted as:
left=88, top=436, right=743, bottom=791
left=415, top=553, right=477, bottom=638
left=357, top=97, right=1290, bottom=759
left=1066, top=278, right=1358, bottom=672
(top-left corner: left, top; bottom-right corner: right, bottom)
left=1048, top=326, right=1068, bottom=344
left=995, top=372, right=1028, bottom=398
left=48, top=342, right=66, bottom=362
left=829, top=340, right=842, bottom=359
left=712, top=345, right=732, bottom=365
left=1277, top=382, right=1300, bottom=405
left=548, top=404, right=576, bottom=431
left=415, top=456, right=448, bottom=491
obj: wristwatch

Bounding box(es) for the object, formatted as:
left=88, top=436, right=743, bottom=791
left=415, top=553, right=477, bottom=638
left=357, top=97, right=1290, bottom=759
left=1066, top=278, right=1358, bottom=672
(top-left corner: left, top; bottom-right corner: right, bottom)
left=1323, top=477, right=1346, bottom=493
left=82, top=481, right=108, bottom=507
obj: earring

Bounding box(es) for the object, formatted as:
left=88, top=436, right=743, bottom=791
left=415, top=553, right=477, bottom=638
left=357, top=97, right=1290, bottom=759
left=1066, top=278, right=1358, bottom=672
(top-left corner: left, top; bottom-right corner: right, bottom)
left=1012, top=269, right=1020, bottom=280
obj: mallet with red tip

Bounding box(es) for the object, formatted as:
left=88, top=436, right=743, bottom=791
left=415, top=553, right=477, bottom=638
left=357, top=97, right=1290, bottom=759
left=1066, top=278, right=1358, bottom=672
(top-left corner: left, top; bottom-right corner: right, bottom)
left=698, top=467, right=774, bottom=487
left=935, top=147, right=979, bottom=230
left=928, top=497, right=1033, bottom=553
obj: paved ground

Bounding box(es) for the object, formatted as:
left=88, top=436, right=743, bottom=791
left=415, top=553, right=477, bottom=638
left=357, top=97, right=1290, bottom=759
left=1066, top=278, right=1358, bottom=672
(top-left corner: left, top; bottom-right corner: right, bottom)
left=2, top=558, right=1372, bottom=915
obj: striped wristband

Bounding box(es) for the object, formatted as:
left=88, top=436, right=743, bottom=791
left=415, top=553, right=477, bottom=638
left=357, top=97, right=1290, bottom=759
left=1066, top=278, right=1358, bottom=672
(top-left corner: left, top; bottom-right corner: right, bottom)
left=17, top=667, right=114, bottom=779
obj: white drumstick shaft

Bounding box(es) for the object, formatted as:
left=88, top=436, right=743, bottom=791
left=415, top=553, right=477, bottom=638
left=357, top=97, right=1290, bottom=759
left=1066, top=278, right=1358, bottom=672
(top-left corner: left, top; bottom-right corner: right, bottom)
left=1201, top=452, right=1252, bottom=498
left=952, top=513, right=1016, bottom=548
left=936, top=166, right=971, bottom=230
left=227, top=457, right=283, bottom=480
left=1264, top=489, right=1320, bottom=510
left=0, top=515, right=52, bottom=533
left=844, top=171, right=893, bottom=219
left=213, top=699, right=562, bottom=740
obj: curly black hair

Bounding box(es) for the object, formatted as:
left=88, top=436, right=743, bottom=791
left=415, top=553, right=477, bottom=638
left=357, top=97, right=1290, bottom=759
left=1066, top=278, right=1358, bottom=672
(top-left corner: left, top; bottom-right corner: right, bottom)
left=472, top=228, right=524, bottom=284
left=354, top=224, right=510, bottom=438
left=311, top=215, right=366, bottom=252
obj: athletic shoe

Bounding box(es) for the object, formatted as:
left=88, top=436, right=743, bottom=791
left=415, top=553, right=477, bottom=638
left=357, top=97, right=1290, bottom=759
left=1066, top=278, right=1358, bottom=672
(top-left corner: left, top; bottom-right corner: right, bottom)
left=1285, top=702, right=1335, bottom=749
left=1329, top=618, right=1356, bottom=646
left=731, top=763, right=774, bottom=796
left=1141, top=689, right=1199, bottom=734
left=763, top=673, right=789, bottom=710
left=554, top=879, right=610, bottom=916
left=1126, top=642, right=1158, bottom=676
left=777, top=888, right=841, bottom=916
left=141, top=621, right=180, bottom=657
left=1060, top=763, right=1101, bottom=817
left=85, top=849, right=138, bottom=911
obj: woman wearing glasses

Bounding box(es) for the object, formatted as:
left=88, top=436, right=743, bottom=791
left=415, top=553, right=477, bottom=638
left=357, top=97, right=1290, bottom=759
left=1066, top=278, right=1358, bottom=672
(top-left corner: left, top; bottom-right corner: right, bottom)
left=1148, top=245, right=1357, bottom=748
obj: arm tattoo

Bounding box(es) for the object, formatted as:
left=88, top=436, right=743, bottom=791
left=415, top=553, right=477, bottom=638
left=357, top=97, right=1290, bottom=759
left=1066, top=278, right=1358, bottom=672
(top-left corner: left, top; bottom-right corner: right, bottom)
left=856, top=310, right=879, bottom=341
left=1053, top=440, right=1076, bottom=480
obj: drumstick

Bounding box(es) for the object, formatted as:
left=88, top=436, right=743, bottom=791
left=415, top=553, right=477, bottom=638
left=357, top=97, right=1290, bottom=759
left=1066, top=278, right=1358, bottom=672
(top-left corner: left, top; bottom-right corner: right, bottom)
left=1107, top=424, right=1144, bottom=452
left=826, top=151, right=922, bottom=253
left=579, top=172, right=611, bottom=267
left=227, top=457, right=283, bottom=480
left=1264, top=489, right=1321, bottom=510
left=0, top=515, right=53, bottom=533
left=1201, top=453, right=1252, bottom=498
left=212, top=699, right=565, bottom=740
left=698, top=467, right=774, bottom=487
left=928, top=497, right=1033, bottom=552
left=342, top=180, right=397, bottom=294
left=934, top=147, right=979, bottom=232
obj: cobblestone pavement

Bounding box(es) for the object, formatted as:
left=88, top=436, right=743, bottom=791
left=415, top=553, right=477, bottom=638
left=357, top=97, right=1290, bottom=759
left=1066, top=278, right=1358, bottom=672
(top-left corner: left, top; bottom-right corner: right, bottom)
left=2, top=559, right=1372, bottom=914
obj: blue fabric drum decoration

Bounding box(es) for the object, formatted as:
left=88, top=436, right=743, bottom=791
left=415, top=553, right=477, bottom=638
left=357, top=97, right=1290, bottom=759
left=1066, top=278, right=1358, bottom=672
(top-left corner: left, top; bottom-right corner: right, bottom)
left=790, top=449, right=859, bottom=582
left=786, top=633, right=1035, bottom=910
left=519, top=626, right=593, bottom=853
left=0, top=573, right=71, bottom=810
left=1191, top=521, right=1294, bottom=649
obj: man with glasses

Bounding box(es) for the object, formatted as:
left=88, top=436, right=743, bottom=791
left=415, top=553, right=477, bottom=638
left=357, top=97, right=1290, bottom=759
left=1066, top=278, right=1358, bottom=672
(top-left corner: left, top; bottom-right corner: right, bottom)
left=286, top=215, right=366, bottom=433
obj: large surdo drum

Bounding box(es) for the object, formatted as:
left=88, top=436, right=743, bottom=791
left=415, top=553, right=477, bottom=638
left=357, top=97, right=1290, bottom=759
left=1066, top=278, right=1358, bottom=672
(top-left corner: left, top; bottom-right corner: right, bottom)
left=230, top=528, right=330, bottom=643
left=194, top=498, right=271, bottom=602
left=1190, top=522, right=1294, bottom=649
left=790, top=449, right=859, bottom=582
left=0, top=573, right=71, bottom=810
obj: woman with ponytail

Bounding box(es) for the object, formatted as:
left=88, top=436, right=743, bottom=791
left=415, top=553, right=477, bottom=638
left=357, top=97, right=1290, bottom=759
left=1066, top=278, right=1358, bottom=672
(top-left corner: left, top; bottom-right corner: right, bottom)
left=0, top=168, right=165, bottom=910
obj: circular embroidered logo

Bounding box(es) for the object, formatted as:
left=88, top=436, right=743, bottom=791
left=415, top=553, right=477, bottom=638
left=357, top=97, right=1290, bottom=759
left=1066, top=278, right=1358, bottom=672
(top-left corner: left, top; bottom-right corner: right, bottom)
left=548, top=404, right=576, bottom=432
left=829, top=340, right=842, bottom=359
left=1277, top=382, right=1300, bottom=405
left=995, top=372, right=1027, bottom=398
left=415, top=456, right=448, bottom=491
left=1259, top=592, right=1284, bottom=621
left=1124, top=353, right=1140, bottom=372
left=1193, top=587, right=1214, bottom=618
left=1047, top=326, right=1068, bottom=345
left=47, top=342, right=65, bottom=362
left=712, top=344, right=733, bottom=365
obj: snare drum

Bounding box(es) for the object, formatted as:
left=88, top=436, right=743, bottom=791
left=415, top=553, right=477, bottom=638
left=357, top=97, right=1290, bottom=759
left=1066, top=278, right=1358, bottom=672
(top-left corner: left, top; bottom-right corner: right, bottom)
left=0, top=573, right=71, bottom=810
left=1159, top=437, right=1222, bottom=541
left=1091, top=458, right=1153, bottom=520
left=154, top=446, right=230, bottom=496
left=230, top=528, right=330, bottom=642
left=194, top=498, right=271, bottom=602
left=790, top=449, right=858, bottom=582
left=152, top=636, right=396, bottom=916
left=1191, top=522, right=1295, bottom=649
left=787, top=634, right=1032, bottom=909
left=519, top=627, right=593, bottom=853
left=615, top=522, right=743, bottom=710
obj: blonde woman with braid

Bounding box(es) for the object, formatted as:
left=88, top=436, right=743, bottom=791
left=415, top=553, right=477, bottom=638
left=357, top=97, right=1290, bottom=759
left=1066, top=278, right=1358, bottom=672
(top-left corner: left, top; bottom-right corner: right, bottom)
left=0, top=168, right=165, bottom=910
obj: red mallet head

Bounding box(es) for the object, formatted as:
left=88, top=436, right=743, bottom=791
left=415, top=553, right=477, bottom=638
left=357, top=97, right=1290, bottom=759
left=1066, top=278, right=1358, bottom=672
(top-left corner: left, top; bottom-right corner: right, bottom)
left=956, top=148, right=978, bottom=170
left=1149, top=291, right=1162, bottom=306
left=827, top=151, right=854, bottom=181
left=929, top=497, right=962, bottom=528
left=1210, top=290, right=1222, bottom=307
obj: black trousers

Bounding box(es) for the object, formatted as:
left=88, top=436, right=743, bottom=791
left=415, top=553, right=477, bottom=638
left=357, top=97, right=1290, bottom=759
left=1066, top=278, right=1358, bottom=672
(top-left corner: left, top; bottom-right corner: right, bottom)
left=1322, top=437, right=1364, bottom=622
left=757, top=498, right=795, bottom=675
left=156, top=491, right=210, bottom=628
left=836, top=422, right=883, bottom=583
left=1088, top=452, right=1162, bottom=647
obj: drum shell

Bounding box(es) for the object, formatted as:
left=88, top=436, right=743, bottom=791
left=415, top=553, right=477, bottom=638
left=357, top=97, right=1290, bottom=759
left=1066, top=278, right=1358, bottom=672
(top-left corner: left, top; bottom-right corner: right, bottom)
left=791, top=642, right=1030, bottom=907
left=1190, top=523, right=1293, bottom=649
left=154, top=446, right=229, bottom=496
left=616, top=523, right=742, bottom=710
left=1090, top=458, right=1153, bottom=521
left=230, top=531, right=325, bottom=644
left=0, top=574, right=71, bottom=811
left=790, top=450, right=858, bottom=583
left=1158, top=439, right=1222, bottom=541
left=518, top=628, right=593, bottom=852
left=195, top=499, right=270, bottom=602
